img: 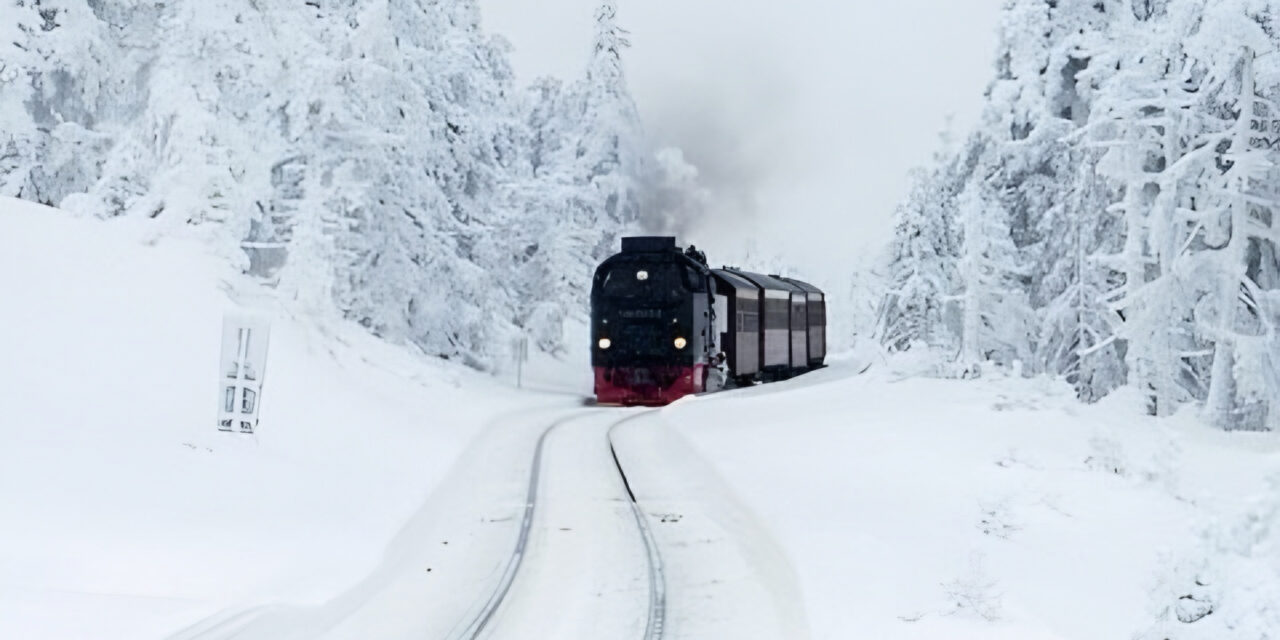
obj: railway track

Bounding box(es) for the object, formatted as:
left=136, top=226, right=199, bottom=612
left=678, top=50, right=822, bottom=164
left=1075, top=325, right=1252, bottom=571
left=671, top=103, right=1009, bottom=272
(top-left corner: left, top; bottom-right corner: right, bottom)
left=609, top=414, right=667, bottom=640
left=453, top=410, right=666, bottom=640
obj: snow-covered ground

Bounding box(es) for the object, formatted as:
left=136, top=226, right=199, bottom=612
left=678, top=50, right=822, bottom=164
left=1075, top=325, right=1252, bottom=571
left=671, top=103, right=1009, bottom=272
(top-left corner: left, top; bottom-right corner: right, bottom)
left=0, top=198, right=587, bottom=638
left=5, top=198, right=1278, bottom=640
left=663, top=354, right=1280, bottom=639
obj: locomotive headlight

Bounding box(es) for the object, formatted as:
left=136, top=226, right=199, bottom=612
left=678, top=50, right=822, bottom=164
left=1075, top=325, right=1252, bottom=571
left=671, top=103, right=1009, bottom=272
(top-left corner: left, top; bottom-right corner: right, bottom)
left=673, top=337, right=688, bottom=350
left=598, top=338, right=612, bottom=350
left=636, top=270, right=649, bottom=281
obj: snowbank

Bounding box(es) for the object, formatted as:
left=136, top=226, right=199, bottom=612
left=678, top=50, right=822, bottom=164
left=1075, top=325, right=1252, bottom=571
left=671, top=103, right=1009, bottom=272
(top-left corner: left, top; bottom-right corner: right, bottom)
left=7, top=194, right=1277, bottom=640
left=0, top=198, right=582, bottom=638
left=663, top=355, right=1280, bottom=639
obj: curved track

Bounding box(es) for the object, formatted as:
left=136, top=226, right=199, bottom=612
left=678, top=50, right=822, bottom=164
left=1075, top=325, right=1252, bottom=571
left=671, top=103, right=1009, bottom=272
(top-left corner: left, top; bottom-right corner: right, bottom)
left=608, top=414, right=667, bottom=640
left=449, top=413, right=569, bottom=639
left=455, top=410, right=666, bottom=640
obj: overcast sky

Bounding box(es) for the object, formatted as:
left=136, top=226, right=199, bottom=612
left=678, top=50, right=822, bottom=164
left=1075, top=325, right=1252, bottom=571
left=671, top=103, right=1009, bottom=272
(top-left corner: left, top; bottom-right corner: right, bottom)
left=478, top=0, right=1004, bottom=279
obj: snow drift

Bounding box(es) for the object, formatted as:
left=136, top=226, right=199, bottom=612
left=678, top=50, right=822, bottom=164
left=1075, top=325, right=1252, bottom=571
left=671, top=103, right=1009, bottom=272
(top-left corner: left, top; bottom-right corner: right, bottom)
left=0, top=196, right=584, bottom=638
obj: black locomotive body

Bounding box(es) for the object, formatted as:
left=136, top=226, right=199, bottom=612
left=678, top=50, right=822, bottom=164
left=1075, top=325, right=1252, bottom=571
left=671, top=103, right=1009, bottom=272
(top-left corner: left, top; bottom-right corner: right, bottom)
left=591, top=236, right=827, bottom=406
left=591, top=237, right=716, bottom=405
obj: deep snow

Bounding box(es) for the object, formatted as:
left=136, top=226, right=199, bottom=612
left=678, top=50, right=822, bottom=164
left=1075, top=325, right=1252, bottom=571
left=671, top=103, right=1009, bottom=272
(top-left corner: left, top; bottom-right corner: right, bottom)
left=663, top=353, right=1280, bottom=639
left=4, top=198, right=1279, bottom=640
left=0, top=198, right=586, bottom=638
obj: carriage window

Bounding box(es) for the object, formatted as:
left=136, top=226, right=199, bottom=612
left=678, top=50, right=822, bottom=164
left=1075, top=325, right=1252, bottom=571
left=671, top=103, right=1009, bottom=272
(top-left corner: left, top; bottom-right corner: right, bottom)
left=765, top=298, right=789, bottom=328
left=743, top=311, right=760, bottom=332
left=811, top=301, right=825, bottom=326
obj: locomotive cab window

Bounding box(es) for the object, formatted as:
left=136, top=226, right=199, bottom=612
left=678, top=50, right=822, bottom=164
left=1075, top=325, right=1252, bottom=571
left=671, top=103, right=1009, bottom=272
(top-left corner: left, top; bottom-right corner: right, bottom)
left=598, top=261, right=707, bottom=302
left=684, top=266, right=708, bottom=293
left=600, top=263, right=685, bottom=302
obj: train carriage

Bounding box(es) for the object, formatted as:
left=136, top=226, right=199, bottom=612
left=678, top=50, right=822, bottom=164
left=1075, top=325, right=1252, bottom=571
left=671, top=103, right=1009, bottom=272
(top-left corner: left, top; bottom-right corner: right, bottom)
left=710, top=269, right=761, bottom=384
left=782, top=277, right=827, bottom=368
left=721, top=269, right=796, bottom=379
left=776, top=277, right=809, bottom=371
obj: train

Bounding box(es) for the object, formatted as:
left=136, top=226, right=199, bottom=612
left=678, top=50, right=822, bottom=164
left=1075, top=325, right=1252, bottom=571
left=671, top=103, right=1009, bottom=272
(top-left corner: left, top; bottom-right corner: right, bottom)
left=590, top=236, right=827, bottom=406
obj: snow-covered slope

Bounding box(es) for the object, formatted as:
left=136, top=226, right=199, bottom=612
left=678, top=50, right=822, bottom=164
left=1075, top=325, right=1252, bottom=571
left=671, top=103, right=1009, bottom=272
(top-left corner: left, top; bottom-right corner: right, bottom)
left=0, top=197, right=586, bottom=638
left=6, top=195, right=1277, bottom=640
left=663, top=354, right=1280, bottom=639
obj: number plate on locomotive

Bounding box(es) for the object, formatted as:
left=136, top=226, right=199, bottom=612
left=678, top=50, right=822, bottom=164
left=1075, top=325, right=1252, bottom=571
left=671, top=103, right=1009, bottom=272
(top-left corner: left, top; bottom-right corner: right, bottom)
left=619, top=309, right=663, bottom=319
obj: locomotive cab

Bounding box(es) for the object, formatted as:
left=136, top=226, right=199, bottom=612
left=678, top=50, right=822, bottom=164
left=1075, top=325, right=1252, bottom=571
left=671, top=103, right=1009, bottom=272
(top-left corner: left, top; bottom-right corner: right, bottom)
left=591, top=237, right=717, bottom=405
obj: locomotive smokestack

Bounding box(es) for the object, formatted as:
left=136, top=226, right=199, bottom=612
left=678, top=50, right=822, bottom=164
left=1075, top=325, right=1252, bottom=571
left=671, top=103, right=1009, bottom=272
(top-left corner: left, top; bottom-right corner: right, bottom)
left=620, top=236, right=678, bottom=253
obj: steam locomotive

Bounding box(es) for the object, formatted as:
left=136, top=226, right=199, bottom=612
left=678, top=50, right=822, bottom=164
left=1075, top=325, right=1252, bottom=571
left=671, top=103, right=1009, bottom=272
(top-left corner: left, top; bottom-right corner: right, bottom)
left=590, top=236, right=827, bottom=406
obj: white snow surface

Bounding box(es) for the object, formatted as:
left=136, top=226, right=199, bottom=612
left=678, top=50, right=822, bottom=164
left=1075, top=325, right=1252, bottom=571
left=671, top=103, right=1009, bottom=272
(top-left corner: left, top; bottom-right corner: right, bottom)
left=663, top=352, right=1280, bottom=639
left=4, top=198, right=1279, bottom=639
left=0, top=198, right=586, bottom=638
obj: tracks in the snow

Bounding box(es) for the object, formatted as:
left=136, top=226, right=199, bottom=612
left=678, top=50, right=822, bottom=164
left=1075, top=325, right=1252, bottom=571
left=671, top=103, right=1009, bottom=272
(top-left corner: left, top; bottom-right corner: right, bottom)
left=609, top=414, right=667, bottom=640
left=454, top=410, right=665, bottom=640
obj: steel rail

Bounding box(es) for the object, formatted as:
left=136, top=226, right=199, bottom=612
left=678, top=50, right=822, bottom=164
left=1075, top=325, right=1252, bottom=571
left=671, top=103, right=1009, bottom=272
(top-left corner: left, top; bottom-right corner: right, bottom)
left=452, top=412, right=587, bottom=639
left=455, top=409, right=665, bottom=640
left=608, top=412, right=666, bottom=640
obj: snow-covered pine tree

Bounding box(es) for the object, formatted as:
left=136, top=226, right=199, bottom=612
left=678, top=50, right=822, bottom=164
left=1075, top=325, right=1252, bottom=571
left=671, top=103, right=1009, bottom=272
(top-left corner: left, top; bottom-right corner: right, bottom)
left=2, top=1, right=119, bottom=207
left=881, top=0, right=1279, bottom=427
left=1, top=0, right=684, bottom=369
left=878, top=164, right=963, bottom=354
left=954, top=165, right=1036, bottom=370
left=1186, top=32, right=1280, bottom=430
left=506, top=1, right=662, bottom=354
left=1085, top=10, right=1192, bottom=416
left=1010, top=3, right=1129, bottom=398
left=503, top=77, right=586, bottom=353
left=299, top=0, right=526, bottom=366
left=1091, top=2, right=1280, bottom=426
left=881, top=0, right=1102, bottom=376
left=1036, top=149, right=1126, bottom=401
left=556, top=0, right=649, bottom=251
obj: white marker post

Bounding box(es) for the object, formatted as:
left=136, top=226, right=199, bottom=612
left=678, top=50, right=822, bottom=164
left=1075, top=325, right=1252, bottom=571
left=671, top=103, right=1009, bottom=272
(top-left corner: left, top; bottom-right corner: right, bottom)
left=512, top=335, right=529, bottom=389
left=218, top=314, right=272, bottom=434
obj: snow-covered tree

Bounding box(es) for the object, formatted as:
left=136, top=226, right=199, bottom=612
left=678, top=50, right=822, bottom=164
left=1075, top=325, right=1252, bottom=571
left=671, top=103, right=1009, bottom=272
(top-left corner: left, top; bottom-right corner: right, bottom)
left=573, top=0, right=647, bottom=234
left=880, top=0, right=1280, bottom=428
left=1035, top=150, right=1126, bottom=401
left=1193, top=47, right=1280, bottom=431
left=1, top=0, right=692, bottom=368
left=502, top=1, right=685, bottom=354
left=954, top=168, right=1036, bottom=369
left=879, top=166, right=962, bottom=354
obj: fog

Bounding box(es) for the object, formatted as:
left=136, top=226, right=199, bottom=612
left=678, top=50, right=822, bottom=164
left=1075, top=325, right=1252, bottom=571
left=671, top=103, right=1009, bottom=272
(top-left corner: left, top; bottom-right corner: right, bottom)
left=479, top=0, right=1003, bottom=279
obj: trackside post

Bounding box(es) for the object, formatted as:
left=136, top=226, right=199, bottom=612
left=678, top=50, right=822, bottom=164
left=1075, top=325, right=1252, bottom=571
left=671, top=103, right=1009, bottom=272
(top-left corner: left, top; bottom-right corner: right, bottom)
left=218, top=313, right=271, bottom=434
left=512, top=335, right=529, bottom=389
